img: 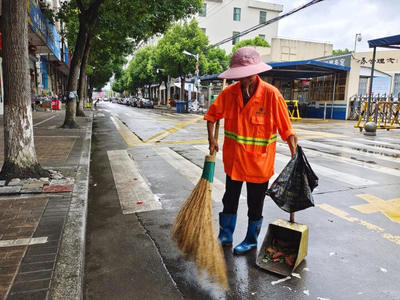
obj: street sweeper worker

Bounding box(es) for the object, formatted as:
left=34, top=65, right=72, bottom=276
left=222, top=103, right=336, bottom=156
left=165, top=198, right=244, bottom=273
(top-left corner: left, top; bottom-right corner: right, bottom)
left=204, top=46, right=297, bottom=255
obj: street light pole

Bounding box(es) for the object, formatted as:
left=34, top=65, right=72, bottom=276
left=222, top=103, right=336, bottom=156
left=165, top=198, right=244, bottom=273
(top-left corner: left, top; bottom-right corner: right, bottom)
left=354, top=33, right=362, bottom=52
left=183, top=50, right=200, bottom=106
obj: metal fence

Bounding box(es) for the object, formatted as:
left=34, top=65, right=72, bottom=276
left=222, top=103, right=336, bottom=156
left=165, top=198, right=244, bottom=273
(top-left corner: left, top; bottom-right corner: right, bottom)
left=350, top=94, right=400, bottom=130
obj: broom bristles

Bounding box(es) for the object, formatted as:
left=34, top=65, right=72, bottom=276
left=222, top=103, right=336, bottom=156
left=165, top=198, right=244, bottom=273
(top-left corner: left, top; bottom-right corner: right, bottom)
left=171, top=156, right=228, bottom=290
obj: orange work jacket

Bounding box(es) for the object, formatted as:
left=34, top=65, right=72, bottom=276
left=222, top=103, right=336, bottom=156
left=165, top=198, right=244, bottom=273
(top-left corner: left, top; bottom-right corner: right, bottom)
left=204, top=76, right=295, bottom=183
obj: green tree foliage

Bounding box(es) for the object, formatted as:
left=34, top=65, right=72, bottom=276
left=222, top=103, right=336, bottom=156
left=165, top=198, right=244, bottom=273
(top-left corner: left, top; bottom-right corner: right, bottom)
left=204, top=47, right=229, bottom=75
left=57, top=0, right=202, bottom=126
left=113, top=20, right=230, bottom=95
left=231, top=36, right=270, bottom=54
left=332, top=48, right=351, bottom=55
left=156, top=20, right=209, bottom=80
left=125, top=46, right=159, bottom=93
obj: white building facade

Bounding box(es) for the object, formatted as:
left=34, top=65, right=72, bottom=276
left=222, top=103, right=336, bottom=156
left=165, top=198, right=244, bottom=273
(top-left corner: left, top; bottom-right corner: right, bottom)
left=195, top=0, right=283, bottom=53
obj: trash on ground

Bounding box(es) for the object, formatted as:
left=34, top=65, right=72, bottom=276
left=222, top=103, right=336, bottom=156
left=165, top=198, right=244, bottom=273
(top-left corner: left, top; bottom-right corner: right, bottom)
left=271, top=276, right=291, bottom=286
left=262, top=238, right=298, bottom=267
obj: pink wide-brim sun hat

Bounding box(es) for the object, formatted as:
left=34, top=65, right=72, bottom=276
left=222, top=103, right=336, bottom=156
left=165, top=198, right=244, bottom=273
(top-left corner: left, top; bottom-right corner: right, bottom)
left=218, top=46, right=272, bottom=79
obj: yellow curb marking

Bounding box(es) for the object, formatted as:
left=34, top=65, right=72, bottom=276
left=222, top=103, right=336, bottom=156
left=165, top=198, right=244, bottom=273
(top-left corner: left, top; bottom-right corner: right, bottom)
left=144, top=116, right=204, bottom=143
left=318, top=204, right=400, bottom=245
left=351, top=194, right=400, bottom=224
left=111, top=116, right=143, bottom=146
left=112, top=115, right=205, bottom=147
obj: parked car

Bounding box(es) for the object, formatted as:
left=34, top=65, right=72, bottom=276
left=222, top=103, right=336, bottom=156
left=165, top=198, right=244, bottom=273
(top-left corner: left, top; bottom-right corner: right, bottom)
left=138, top=98, right=154, bottom=108
left=111, top=98, right=118, bottom=103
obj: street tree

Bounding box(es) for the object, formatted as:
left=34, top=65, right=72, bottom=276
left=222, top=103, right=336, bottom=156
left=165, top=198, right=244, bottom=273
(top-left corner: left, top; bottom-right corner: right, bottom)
left=231, top=36, right=270, bottom=54
left=204, top=47, right=229, bottom=75
left=332, top=48, right=351, bottom=55
left=59, top=0, right=202, bottom=128
left=0, top=0, right=48, bottom=180
left=156, top=20, right=209, bottom=100
left=126, top=46, right=160, bottom=97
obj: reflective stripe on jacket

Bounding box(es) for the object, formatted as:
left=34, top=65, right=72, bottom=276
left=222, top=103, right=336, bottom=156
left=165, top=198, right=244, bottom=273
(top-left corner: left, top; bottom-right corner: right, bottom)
left=204, top=76, right=295, bottom=183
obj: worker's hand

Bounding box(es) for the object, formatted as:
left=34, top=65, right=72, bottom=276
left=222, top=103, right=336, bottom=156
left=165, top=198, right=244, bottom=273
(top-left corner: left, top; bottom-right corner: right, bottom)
left=287, top=135, right=298, bottom=157
left=209, top=137, right=219, bottom=154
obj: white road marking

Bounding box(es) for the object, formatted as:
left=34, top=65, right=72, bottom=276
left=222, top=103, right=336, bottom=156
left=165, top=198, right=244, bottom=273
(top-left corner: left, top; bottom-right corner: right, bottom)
left=300, top=139, right=400, bottom=163
left=34, top=115, right=56, bottom=127
left=196, top=143, right=377, bottom=187
left=107, top=150, right=162, bottom=214
left=331, top=139, right=400, bottom=156
left=277, top=143, right=400, bottom=177
left=154, top=147, right=225, bottom=203
left=352, top=138, right=400, bottom=150
left=275, top=153, right=377, bottom=186
left=0, top=237, right=48, bottom=247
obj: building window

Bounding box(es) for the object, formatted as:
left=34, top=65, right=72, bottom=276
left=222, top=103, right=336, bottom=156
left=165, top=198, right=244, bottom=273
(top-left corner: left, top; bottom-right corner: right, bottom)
left=199, top=3, right=207, bottom=17
left=200, top=28, right=206, bottom=34
left=232, top=31, right=240, bottom=45
left=358, top=77, right=368, bottom=95
left=258, top=34, right=265, bottom=40
left=233, top=7, right=241, bottom=21
left=259, top=11, right=267, bottom=24
left=394, top=73, right=400, bottom=97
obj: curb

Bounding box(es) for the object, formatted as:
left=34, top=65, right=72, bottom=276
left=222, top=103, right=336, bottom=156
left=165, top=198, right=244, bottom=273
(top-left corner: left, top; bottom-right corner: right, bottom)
left=49, top=114, right=93, bottom=300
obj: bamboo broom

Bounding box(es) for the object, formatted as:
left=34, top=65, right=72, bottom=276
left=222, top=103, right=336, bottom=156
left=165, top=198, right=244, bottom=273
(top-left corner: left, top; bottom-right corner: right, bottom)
left=171, top=84, right=228, bottom=290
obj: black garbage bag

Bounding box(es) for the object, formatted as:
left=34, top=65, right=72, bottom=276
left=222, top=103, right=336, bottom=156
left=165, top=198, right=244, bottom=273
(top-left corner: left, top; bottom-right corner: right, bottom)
left=266, top=145, right=318, bottom=213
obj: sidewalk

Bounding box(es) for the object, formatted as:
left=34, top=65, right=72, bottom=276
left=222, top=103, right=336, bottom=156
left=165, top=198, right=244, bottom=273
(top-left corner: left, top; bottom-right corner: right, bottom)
left=0, top=110, right=92, bottom=299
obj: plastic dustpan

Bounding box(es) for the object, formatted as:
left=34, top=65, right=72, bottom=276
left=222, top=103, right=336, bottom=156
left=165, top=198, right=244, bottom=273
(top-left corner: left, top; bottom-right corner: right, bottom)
left=256, top=213, right=308, bottom=276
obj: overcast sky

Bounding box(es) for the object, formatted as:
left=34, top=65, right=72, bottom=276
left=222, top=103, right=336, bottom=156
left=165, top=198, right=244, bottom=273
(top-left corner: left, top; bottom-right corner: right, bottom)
left=267, top=0, right=399, bottom=52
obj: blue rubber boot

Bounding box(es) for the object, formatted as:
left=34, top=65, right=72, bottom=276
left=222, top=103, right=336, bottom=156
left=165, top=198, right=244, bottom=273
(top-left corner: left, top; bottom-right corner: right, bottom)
left=218, top=213, right=237, bottom=246
left=233, top=218, right=263, bottom=255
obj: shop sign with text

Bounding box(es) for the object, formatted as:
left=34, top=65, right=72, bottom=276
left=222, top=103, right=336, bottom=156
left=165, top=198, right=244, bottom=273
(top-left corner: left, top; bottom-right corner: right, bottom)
left=27, top=0, right=61, bottom=61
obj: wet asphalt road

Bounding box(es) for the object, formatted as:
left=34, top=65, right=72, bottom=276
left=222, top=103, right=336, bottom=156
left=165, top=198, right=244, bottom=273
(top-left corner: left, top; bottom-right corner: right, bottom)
left=85, top=101, right=400, bottom=300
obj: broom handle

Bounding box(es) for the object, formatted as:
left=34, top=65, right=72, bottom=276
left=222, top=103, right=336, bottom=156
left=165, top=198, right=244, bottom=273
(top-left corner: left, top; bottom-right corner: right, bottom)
left=290, top=212, right=295, bottom=223
left=211, top=120, right=220, bottom=157
left=210, top=79, right=226, bottom=158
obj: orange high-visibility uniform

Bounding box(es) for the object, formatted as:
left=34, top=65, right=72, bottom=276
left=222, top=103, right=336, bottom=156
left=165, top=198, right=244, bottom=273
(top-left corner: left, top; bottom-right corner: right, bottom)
left=204, top=76, right=295, bottom=183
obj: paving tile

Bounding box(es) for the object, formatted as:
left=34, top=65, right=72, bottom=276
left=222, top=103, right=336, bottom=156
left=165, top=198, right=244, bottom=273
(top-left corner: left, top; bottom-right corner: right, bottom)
left=14, top=270, right=53, bottom=282
left=7, top=289, right=48, bottom=299
left=9, top=279, right=50, bottom=294
left=49, top=179, right=74, bottom=186
left=0, top=186, right=22, bottom=194
left=26, top=246, right=57, bottom=256
left=0, top=265, right=20, bottom=275
left=42, top=185, right=73, bottom=193
left=20, top=187, right=44, bottom=194
left=0, top=256, right=24, bottom=267
left=22, top=253, right=56, bottom=264
left=18, top=262, right=54, bottom=273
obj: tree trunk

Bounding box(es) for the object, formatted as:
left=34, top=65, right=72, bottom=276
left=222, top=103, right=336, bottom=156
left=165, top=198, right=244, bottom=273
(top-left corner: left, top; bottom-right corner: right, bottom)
left=180, top=76, right=185, bottom=100
left=0, top=0, right=48, bottom=181
left=77, top=32, right=92, bottom=117
left=62, top=17, right=89, bottom=128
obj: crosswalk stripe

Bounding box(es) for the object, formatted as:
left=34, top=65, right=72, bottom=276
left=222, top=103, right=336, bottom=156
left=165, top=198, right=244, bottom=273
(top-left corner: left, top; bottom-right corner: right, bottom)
left=278, top=143, right=400, bottom=177
left=275, top=153, right=377, bottom=186
left=107, top=150, right=162, bottom=214
left=300, top=139, right=400, bottom=163
left=154, top=147, right=224, bottom=203
left=332, top=139, right=400, bottom=156
left=195, top=144, right=377, bottom=187
left=352, top=137, right=400, bottom=150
